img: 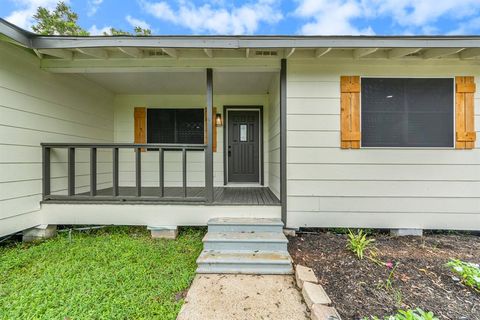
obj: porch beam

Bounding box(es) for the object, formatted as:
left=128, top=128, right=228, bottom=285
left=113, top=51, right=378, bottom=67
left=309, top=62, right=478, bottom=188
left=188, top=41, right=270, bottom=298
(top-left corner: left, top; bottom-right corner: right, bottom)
left=422, top=48, right=463, bottom=59
left=315, top=48, right=331, bottom=58
left=280, top=59, right=287, bottom=225
left=205, top=68, right=214, bottom=203
left=162, top=48, right=177, bottom=57
left=76, top=48, right=108, bottom=59
left=388, top=48, right=421, bottom=59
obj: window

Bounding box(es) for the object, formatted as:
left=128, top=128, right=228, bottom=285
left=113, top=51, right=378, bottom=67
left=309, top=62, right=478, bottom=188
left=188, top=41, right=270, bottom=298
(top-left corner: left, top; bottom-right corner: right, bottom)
left=147, top=109, right=204, bottom=144
left=361, top=78, right=454, bottom=147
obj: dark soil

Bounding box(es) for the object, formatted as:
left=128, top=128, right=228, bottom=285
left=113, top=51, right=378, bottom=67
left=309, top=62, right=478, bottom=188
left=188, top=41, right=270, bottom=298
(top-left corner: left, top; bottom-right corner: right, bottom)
left=288, top=231, right=480, bottom=320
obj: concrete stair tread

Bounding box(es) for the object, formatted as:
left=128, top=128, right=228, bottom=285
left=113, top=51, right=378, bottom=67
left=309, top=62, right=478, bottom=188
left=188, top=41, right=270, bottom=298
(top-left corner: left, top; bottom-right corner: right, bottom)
left=197, top=250, right=292, bottom=265
left=203, top=232, right=288, bottom=243
left=208, top=217, right=283, bottom=227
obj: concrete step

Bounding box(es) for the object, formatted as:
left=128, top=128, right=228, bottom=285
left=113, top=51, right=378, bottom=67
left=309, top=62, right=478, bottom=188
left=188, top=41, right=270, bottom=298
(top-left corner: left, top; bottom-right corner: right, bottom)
left=208, top=217, right=284, bottom=233
left=203, top=232, right=288, bottom=251
left=196, top=250, right=293, bottom=274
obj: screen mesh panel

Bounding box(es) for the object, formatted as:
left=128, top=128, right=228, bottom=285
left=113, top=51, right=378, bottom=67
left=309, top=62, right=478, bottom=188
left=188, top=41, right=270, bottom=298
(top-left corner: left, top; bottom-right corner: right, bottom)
left=361, top=78, right=454, bottom=147
left=147, top=109, right=204, bottom=144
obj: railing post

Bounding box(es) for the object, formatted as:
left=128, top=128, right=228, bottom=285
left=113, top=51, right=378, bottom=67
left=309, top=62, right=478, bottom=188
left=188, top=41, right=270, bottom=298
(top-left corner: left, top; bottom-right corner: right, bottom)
left=90, top=148, right=97, bottom=196
left=68, top=147, right=75, bottom=196
left=159, top=148, right=164, bottom=197
left=42, top=146, right=51, bottom=199
left=205, top=68, right=214, bottom=202
left=135, top=147, right=142, bottom=197
left=113, top=147, right=119, bottom=196
left=182, top=148, right=187, bottom=197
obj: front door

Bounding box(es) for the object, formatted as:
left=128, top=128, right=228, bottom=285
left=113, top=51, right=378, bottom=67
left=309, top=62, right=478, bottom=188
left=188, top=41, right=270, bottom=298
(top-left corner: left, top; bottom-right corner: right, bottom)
left=227, top=110, right=260, bottom=183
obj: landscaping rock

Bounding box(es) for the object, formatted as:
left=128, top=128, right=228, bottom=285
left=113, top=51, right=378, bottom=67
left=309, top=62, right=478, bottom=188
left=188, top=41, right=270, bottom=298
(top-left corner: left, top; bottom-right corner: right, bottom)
left=295, top=265, right=318, bottom=289
left=283, top=228, right=297, bottom=237
left=302, top=282, right=331, bottom=309
left=311, top=304, right=341, bottom=320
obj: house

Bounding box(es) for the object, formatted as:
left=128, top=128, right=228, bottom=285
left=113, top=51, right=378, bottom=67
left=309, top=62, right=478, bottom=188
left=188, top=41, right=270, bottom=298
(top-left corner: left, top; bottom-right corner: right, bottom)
left=1, top=18, right=479, bottom=242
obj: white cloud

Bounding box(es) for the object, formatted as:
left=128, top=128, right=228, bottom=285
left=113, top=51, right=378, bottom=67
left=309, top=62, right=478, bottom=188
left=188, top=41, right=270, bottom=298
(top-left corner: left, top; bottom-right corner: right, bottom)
left=88, top=24, right=111, bottom=35
left=87, top=0, right=103, bottom=16
left=4, top=0, right=62, bottom=30
left=140, top=0, right=282, bottom=34
left=295, top=0, right=480, bottom=35
left=126, top=15, right=151, bottom=30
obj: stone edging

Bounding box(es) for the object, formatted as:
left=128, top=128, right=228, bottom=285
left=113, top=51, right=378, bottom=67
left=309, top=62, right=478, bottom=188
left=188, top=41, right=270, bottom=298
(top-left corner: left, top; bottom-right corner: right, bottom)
left=294, top=264, right=342, bottom=320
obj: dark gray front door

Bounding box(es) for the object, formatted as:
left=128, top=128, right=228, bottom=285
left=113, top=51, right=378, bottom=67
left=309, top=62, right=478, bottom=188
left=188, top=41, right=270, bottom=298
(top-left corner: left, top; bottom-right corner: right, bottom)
left=227, top=110, right=260, bottom=183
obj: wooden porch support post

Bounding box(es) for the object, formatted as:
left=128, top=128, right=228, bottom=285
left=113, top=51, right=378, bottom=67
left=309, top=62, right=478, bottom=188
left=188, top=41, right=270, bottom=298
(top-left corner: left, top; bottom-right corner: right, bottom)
left=205, top=68, right=214, bottom=202
left=280, top=59, right=287, bottom=225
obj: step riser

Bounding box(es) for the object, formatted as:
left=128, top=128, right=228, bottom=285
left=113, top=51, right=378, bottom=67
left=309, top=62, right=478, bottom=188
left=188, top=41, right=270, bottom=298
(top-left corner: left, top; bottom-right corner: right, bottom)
left=204, top=241, right=287, bottom=251
left=208, top=225, right=283, bottom=233
left=197, top=264, right=293, bottom=274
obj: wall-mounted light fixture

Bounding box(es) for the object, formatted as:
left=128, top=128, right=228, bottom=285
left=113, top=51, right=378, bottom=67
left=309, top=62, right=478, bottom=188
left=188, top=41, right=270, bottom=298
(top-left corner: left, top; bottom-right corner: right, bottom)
left=215, top=113, right=223, bottom=127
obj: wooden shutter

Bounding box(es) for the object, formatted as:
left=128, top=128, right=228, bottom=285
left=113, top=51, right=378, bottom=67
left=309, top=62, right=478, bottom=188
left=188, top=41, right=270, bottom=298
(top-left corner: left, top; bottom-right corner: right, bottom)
left=455, top=76, right=476, bottom=149
left=204, top=107, right=217, bottom=152
left=134, top=107, right=146, bottom=151
left=340, top=76, right=361, bottom=149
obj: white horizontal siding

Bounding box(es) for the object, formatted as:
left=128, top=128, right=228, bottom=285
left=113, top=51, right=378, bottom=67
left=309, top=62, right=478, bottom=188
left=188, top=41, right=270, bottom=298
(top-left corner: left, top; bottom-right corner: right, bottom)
left=114, top=94, right=270, bottom=187
left=286, top=59, right=480, bottom=230
left=0, top=42, right=114, bottom=235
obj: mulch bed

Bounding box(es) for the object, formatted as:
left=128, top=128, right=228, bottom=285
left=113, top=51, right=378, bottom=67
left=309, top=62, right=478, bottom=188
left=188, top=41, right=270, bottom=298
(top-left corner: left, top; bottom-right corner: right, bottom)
left=288, top=231, right=480, bottom=320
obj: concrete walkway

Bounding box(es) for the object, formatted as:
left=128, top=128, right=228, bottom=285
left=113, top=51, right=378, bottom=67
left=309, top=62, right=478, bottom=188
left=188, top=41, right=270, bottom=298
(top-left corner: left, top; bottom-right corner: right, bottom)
left=177, top=274, right=309, bottom=320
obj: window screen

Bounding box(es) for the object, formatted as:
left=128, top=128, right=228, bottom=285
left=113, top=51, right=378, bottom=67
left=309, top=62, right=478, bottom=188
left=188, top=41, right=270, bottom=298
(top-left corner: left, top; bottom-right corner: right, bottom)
left=361, top=78, right=454, bottom=147
left=147, top=109, right=204, bottom=144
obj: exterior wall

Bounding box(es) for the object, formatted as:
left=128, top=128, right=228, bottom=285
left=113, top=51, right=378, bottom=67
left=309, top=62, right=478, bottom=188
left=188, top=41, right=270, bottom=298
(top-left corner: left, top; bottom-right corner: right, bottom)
left=113, top=94, right=272, bottom=187
left=286, top=59, right=480, bottom=230
left=0, top=42, right=114, bottom=236
left=268, top=75, right=281, bottom=198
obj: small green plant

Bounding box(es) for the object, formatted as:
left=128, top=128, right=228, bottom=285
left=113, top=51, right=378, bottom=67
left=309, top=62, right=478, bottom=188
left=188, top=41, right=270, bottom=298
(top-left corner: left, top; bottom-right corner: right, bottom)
left=362, top=308, right=439, bottom=320
left=346, top=229, right=375, bottom=259
left=446, top=259, right=480, bottom=292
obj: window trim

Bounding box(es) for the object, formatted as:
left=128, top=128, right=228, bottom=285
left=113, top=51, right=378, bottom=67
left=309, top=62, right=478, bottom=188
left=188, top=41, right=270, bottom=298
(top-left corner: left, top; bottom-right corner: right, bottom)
left=359, top=76, right=456, bottom=149
left=146, top=107, right=205, bottom=148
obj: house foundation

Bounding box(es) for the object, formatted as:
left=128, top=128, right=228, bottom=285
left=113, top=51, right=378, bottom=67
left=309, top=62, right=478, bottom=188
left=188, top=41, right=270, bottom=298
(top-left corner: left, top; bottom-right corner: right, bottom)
left=148, top=226, right=178, bottom=240
left=390, top=229, right=423, bottom=237
left=22, top=224, right=57, bottom=242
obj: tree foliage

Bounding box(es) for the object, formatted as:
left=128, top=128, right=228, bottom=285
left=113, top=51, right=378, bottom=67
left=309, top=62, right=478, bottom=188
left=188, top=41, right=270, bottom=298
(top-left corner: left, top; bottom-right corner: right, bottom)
left=32, top=1, right=152, bottom=36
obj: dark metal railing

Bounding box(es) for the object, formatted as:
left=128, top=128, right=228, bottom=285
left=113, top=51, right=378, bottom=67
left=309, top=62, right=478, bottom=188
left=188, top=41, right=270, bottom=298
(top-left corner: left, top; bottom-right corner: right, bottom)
left=41, top=143, right=208, bottom=202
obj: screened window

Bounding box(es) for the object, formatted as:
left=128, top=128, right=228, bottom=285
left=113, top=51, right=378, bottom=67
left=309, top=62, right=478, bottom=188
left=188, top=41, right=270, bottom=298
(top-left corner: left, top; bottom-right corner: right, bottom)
left=361, top=78, right=454, bottom=147
left=147, top=109, right=204, bottom=144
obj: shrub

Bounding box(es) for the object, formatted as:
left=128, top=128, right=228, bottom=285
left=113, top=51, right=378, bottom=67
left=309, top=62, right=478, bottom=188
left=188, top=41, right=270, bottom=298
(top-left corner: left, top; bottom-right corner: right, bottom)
left=346, top=229, right=375, bottom=259
left=363, top=308, right=439, bottom=320
left=446, top=259, right=480, bottom=292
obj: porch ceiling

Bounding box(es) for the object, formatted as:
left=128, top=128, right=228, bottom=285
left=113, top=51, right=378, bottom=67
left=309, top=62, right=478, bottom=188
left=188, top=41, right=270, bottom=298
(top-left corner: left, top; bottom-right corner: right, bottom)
left=81, top=71, right=276, bottom=94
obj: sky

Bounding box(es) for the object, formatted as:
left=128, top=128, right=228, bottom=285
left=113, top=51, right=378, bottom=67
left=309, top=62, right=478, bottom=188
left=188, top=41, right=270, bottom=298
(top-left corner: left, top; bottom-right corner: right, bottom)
left=1, top=0, right=480, bottom=36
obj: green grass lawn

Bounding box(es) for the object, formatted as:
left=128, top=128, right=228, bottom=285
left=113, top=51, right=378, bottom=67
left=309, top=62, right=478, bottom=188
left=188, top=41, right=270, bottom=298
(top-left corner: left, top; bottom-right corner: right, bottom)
left=0, top=226, right=204, bottom=320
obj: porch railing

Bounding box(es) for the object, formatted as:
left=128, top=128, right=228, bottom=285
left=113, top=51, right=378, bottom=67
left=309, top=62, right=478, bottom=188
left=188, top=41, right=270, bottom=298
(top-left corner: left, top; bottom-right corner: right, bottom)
left=41, top=143, right=208, bottom=202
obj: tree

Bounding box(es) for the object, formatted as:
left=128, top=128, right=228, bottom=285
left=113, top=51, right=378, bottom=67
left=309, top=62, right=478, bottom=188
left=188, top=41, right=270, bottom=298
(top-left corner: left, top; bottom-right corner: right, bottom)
left=32, top=2, right=89, bottom=36
left=32, top=1, right=152, bottom=36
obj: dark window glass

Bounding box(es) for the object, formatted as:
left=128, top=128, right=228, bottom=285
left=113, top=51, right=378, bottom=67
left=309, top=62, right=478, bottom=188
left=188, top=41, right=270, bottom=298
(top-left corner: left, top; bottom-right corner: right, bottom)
left=147, top=109, right=204, bottom=144
left=361, top=78, right=454, bottom=147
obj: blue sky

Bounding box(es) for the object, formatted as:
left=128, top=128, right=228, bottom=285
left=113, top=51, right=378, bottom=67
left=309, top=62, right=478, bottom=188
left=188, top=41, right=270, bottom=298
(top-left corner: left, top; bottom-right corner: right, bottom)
left=2, top=0, right=480, bottom=35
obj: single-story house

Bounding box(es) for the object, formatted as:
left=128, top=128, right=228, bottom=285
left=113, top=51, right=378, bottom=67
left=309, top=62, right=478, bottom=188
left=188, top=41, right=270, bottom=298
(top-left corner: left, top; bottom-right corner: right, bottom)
left=1, top=18, right=479, bottom=239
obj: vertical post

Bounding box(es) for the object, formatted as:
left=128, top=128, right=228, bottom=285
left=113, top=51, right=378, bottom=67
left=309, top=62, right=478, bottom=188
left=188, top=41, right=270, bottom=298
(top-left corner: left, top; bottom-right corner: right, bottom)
left=182, top=148, right=187, bottom=197
left=42, top=146, right=51, bottom=199
left=205, top=68, right=214, bottom=202
left=90, top=148, right=97, bottom=196
left=159, top=148, right=164, bottom=197
left=112, top=148, right=119, bottom=196
left=135, top=147, right=141, bottom=197
left=68, top=147, right=75, bottom=196
left=280, top=59, right=287, bottom=225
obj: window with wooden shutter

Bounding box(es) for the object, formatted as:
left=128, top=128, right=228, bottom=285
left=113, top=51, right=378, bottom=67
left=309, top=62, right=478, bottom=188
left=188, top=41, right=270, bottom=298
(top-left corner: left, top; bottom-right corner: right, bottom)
left=340, top=76, right=361, bottom=149
left=204, top=107, right=217, bottom=152
left=134, top=107, right=146, bottom=151
left=455, top=76, right=477, bottom=149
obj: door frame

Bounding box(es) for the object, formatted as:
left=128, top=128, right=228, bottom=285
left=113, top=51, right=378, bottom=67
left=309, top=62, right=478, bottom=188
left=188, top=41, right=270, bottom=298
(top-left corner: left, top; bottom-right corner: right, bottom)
left=223, top=106, right=264, bottom=186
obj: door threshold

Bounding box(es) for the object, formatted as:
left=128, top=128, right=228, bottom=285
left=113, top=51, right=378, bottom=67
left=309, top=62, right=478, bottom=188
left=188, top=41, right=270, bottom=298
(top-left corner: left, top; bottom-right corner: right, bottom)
left=224, top=183, right=262, bottom=187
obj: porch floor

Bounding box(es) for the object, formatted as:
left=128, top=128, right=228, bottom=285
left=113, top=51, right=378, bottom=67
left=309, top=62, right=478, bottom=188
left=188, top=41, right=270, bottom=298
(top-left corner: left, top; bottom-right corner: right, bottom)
left=74, top=187, right=280, bottom=205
